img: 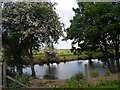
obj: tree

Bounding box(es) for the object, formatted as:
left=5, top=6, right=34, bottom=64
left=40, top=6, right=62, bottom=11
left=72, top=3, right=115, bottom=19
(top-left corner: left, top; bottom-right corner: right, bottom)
left=2, top=2, right=64, bottom=76
left=0, top=2, right=3, bottom=89
left=67, top=2, right=120, bottom=70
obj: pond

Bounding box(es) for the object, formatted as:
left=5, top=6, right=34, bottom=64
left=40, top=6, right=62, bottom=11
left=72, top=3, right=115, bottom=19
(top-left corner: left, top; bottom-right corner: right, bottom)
left=22, top=59, right=110, bottom=80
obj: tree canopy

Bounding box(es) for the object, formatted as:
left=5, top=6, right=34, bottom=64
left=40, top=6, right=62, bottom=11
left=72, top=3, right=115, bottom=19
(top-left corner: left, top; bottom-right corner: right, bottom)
left=67, top=2, right=120, bottom=69
left=2, top=2, right=64, bottom=75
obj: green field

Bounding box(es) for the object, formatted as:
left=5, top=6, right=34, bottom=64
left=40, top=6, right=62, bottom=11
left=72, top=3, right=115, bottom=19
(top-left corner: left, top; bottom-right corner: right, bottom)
left=33, top=49, right=76, bottom=59
left=32, top=49, right=79, bottom=64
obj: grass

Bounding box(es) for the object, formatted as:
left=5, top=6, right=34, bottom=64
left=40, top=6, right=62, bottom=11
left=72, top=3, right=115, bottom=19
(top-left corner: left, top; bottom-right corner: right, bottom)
left=56, top=73, right=119, bottom=88
left=32, top=49, right=105, bottom=64
left=95, top=80, right=119, bottom=88
left=33, top=52, right=79, bottom=64
left=33, top=53, right=76, bottom=59
left=59, top=79, right=118, bottom=88
left=33, top=54, right=46, bottom=59
left=8, top=74, right=31, bottom=89
left=91, top=71, right=99, bottom=78
left=29, top=73, right=119, bottom=89
left=58, top=54, right=76, bottom=57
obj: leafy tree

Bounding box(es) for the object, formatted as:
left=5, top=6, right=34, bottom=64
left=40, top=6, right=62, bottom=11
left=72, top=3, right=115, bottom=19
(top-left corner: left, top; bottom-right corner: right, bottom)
left=67, top=2, right=120, bottom=70
left=2, top=2, right=64, bottom=76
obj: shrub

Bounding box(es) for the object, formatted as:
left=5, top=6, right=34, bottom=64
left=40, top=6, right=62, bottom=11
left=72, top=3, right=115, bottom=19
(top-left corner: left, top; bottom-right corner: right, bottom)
left=104, top=72, right=111, bottom=76
left=71, top=72, right=84, bottom=81
left=8, top=82, right=20, bottom=89
left=8, top=73, right=30, bottom=89
left=95, top=80, right=119, bottom=88
left=91, top=71, right=99, bottom=78
left=16, top=73, right=30, bottom=86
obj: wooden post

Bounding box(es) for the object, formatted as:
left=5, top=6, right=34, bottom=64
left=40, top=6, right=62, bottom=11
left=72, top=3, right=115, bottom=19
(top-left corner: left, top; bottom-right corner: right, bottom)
left=3, top=61, right=7, bottom=88
left=0, top=2, right=3, bottom=90
left=84, top=64, right=88, bottom=81
left=0, top=63, right=2, bottom=90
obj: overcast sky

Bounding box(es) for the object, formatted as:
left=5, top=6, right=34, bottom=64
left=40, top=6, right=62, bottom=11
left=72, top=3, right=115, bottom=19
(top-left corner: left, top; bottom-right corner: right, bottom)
left=51, top=0, right=78, bottom=49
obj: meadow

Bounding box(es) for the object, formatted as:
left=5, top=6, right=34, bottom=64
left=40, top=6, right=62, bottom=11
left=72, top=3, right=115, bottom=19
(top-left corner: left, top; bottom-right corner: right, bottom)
left=33, top=49, right=79, bottom=64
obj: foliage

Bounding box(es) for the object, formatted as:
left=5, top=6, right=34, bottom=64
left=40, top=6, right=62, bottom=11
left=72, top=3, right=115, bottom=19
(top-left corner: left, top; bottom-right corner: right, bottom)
left=62, top=79, right=91, bottom=88
left=95, top=80, right=119, bottom=88
left=104, top=72, right=111, bottom=76
left=56, top=74, right=118, bottom=88
left=8, top=73, right=30, bottom=89
left=2, top=2, right=64, bottom=76
left=8, top=82, right=20, bottom=89
left=71, top=72, right=84, bottom=81
left=61, top=79, right=119, bottom=88
left=91, top=71, right=99, bottom=78
left=57, top=72, right=91, bottom=88
left=67, top=2, right=120, bottom=69
left=33, top=49, right=72, bottom=55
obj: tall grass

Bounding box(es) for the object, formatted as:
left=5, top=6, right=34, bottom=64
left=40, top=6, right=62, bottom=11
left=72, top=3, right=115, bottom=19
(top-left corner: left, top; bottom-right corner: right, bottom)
left=57, top=72, right=119, bottom=88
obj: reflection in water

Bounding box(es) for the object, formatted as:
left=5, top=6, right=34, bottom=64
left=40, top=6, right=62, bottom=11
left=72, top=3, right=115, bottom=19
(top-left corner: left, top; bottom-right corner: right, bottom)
left=46, top=64, right=57, bottom=75
left=107, top=58, right=118, bottom=73
left=87, top=59, right=108, bottom=79
left=44, top=64, right=58, bottom=79
left=23, top=59, right=110, bottom=80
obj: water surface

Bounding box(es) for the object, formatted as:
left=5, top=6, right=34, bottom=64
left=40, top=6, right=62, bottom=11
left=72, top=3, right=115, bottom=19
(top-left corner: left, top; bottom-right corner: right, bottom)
left=23, top=59, right=110, bottom=79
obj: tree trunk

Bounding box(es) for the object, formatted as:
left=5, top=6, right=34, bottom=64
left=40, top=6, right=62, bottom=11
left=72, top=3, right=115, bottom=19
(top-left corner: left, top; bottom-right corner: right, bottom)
left=88, top=58, right=92, bottom=64
left=88, top=52, right=92, bottom=63
left=17, top=65, right=22, bottom=75
left=114, top=35, right=120, bottom=72
left=29, top=47, right=35, bottom=77
left=115, top=43, right=119, bottom=72
left=103, top=36, right=110, bottom=67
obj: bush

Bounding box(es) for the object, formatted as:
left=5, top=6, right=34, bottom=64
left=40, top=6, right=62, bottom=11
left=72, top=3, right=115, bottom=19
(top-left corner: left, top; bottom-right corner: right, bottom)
left=91, top=71, right=99, bottom=78
left=55, top=72, right=118, bottom=88
left=8, top=82, right=20, bottom=89
left=104, top=72, right=111, bottom=76
left=95, top=80, right=119, bottom=88
left=8, top=73, right=30, bottom=89
left=71, top=72, right=84, bottom=81
left=58, top=72, right=87, bottom=88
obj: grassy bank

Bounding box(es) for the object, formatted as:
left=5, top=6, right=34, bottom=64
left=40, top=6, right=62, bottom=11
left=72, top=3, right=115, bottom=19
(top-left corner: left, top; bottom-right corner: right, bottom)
left=33, top=54, right=103, bottom=65
left=7, top=62, right=119, bottom=89
left=33, top=53, right=80, bottom=64
left=32, top=49, right=105, bottom=64
left=29, top=73, right=119, bottom=89
left=7, top=72, right=119, bottom=89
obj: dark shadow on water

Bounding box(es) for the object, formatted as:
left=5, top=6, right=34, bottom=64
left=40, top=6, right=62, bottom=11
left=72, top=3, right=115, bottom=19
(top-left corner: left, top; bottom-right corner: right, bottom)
left=43, top=64, right=58, bottom=79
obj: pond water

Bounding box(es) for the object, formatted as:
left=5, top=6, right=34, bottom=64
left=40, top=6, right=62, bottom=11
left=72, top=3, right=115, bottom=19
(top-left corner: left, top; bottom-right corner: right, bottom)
left=22, top=59, right=110, bottom=80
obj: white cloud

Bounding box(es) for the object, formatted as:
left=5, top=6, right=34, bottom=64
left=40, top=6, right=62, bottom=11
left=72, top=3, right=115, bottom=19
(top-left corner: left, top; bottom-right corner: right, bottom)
left=52, top=0, right=78, bottom=49
left=54, top=0, right=78, bottom=28
left=54, top=39, right=72, bottom=49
